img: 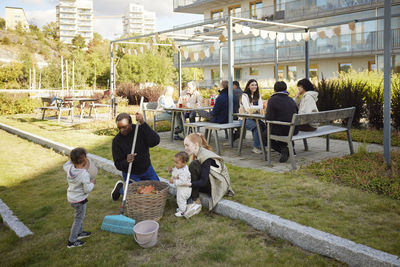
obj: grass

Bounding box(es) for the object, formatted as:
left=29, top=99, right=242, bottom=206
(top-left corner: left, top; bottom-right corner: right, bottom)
left=331, top=128, right=400, bottom=146
left=0, top=130, right=342, bottom=266
left=1, top=114, right=400, bottom=258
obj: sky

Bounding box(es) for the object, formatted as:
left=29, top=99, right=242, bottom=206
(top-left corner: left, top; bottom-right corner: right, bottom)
left=0, top=0, right=203, bottom=40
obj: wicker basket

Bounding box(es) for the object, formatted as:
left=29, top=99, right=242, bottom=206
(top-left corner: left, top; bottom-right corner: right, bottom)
left=126, top=181, right=169, bottom=222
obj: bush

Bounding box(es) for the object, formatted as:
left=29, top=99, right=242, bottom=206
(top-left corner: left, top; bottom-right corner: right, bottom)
left=365, top=84, right=384, bottom=129
left=336, top=79, right=367, bottom=128
left=1, top=36, right=10, bottom=45
left=116, top=83, right=162, bottom=105
left=316, top=78, right=340, bottom=111
left=0, top=94, right=41, bottom=115
left=392, top=77, right=400, bottom=130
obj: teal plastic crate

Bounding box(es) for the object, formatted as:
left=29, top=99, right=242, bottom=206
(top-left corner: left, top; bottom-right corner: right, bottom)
left=101, top=215, right=135, bottom=235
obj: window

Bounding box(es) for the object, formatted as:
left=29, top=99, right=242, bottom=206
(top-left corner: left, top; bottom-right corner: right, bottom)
left=274, top=65, right=284, bottom=80
left=339, top=63, right=352, bottom=73
left=249, top=1, right=262, bottom=19
left=310, top=64, right=318, bottom=78
left=211, top=69, right=220, bottom=81
left=250, top=67, right=259, bottom=76
left=211, top=9, right=223, bottom=20
left=275, top=0, right=285, bottom=12
left=287, top=66, right=297, bottom=81
left=234, top=68, right=242, bottom=80
left=368, top=61, right=376, bottom=72
left=229, top=5, right=241, bottom=16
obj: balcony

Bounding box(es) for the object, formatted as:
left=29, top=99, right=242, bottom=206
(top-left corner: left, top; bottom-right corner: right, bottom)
left=174, top=0, right=396, bottom=22
left=175, top=29, right=400, bottom=68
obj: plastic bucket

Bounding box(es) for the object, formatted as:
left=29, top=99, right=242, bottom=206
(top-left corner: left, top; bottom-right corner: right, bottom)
left=133, top=220, right=159, bottom=248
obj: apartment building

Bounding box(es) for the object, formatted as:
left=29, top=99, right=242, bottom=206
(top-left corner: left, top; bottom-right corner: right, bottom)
left=123, top=3, right=156, bottom=35
left=5, top=7, right=29, bottom=31
left=56, top=0, right=93, bottom=44
left=173, top=0, right=400, bottom=86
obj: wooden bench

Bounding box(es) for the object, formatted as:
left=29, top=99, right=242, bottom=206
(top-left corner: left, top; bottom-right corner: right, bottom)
left=186, top=121, right=241, bottom=155
left=40, top=97, right=74, bottom=123
left=266, top=107, right=355, bottom=170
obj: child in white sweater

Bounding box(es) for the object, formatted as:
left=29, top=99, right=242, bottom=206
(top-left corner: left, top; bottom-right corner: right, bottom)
left=64, top=147, right=97, bottom=248
left=168, top=151, right=191, bottom=217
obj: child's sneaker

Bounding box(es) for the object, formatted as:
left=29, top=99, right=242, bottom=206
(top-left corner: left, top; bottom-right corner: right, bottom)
left=111, top=180, right=123, bottom=201
left=174, top=211, right=184, bottom=217
left=67, top=240, right=85, bottom=248
left=77, top=231, right=91, bottom=239
left=184, top=203, right=202, bottom=219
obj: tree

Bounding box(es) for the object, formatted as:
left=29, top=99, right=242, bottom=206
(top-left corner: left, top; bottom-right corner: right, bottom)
left=0, top=18, right=5, bottom=30
left=72, top=35, right=86, bottom=50
left=42, top=22, right=58, bottom=40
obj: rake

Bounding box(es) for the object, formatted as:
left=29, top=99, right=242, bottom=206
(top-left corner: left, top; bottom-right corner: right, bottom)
left=101, top=96, right=144, bottom=235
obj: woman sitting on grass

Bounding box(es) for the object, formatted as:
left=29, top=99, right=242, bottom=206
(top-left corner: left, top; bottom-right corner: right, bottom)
left=182, top=133, right=234, bottom=219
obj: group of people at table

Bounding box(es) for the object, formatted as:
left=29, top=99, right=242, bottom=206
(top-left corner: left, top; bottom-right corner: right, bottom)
left=108, top=77, right=318, bottom=219
left=156, top=78, right=319, bottom=163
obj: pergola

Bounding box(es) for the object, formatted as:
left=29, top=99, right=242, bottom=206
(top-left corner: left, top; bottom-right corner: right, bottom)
left=109, top=3, right=394, bottom=166
left=109, top=16, right=309, bottom=123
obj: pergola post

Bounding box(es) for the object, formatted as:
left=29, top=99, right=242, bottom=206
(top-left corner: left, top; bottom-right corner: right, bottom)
left=109, top=42, right=114, bottom=118
left=178, top=47, right=182, bottom=96
left=275, top=33, right=278, bottom=81
left=305, top=29, right=310, bottom=80
left=219, top=45, right=223, bottom=83
left=383, top=0, right=392, bottom=167
left=227, top=16, right=234, bottom=123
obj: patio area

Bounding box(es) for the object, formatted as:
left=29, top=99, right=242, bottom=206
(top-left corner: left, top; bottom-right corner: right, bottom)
left=156, top=130, right=393, bottom=173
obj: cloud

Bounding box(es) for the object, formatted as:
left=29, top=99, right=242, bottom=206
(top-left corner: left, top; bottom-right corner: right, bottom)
left=94, top=18, right=123, bottom=40
left=25, top=9, right=56, bottom=27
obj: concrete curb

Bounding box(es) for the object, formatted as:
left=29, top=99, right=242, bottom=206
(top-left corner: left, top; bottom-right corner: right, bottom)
left=0, top=199, right=33, bottom=238
left=1, top=122, right=399, bottom=266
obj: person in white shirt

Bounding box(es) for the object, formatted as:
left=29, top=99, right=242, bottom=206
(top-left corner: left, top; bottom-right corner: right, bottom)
left=168, top=151, right=192, bottom=217
left=156, top=86, right=184, bottom=140
left=182, top=81, right=202, bottom=123
left=294, top=78, right=319, bottom=131
left=240, top=79, right=265, bottom=154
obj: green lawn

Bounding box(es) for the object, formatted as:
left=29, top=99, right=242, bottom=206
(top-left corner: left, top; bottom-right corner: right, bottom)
left=1, top=114, right=400, bottom=258
left=0, top=130, right=342, bottom=266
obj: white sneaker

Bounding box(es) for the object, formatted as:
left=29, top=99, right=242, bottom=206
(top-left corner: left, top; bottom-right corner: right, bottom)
left=251, top=147, right=263, bottom=154
left=175, top=211, right=184, bottom=217
left=184, top=203, right=202, bottom=219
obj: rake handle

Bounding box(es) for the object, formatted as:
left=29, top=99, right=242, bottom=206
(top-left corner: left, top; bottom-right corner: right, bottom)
left=120, top=96, right=144, bottom=215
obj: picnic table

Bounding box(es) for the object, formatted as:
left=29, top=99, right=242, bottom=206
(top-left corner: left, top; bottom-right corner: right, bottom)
left=164, top=106, right=212, bottom=141
left=234, top=113, right=267, bottom=160
left=64, top=97, right=100, bottom=120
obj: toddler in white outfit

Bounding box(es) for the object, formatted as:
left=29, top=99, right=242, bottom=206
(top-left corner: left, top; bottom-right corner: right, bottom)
left=169, top=151, right=192, bottom=217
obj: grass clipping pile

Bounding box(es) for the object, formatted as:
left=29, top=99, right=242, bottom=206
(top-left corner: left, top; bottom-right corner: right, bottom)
left=126, top=181, right=169, bottom=222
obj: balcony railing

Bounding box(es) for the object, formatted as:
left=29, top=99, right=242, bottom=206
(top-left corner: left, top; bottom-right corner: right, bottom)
left=174, top=0, right=384, bottom=21
left=176, top=29, right=400, bottom=67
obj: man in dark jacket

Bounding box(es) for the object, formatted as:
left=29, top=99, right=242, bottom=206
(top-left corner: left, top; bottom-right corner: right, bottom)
left=111, top=112, right=160, bottom=200
left=265, top=81, right=298, bottom=163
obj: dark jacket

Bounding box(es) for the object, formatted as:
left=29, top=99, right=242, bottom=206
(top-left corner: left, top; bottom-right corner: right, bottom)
left=112, top=122, right=160, bottom=174
left=265, top=92, right=298, bottom=136
left=211, top=88, right=238, bottom=124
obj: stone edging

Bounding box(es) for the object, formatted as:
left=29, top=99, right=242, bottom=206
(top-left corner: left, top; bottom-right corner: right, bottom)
left=1, top=122, right=399, bottom=266
left=0, top=199, right=33, bottom=238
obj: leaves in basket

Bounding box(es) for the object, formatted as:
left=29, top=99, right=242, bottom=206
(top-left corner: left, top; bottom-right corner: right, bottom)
left=136, top=185, right=158, bottom=194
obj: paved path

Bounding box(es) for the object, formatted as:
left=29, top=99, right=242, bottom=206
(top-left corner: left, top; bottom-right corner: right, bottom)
left=157, top=131, right=398, bottom=172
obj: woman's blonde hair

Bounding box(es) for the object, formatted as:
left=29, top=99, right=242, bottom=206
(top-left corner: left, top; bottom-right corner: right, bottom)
left=163, top=86, right=174, bottom=97
left=186, top=133, right=212, bottom=159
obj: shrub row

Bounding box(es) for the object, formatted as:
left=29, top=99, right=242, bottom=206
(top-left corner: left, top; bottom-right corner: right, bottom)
left=116, top=83, right=162, bottom=105
left=315, top=71, right=400, bottom=130
left=0, top=93, right=41, bottom=115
